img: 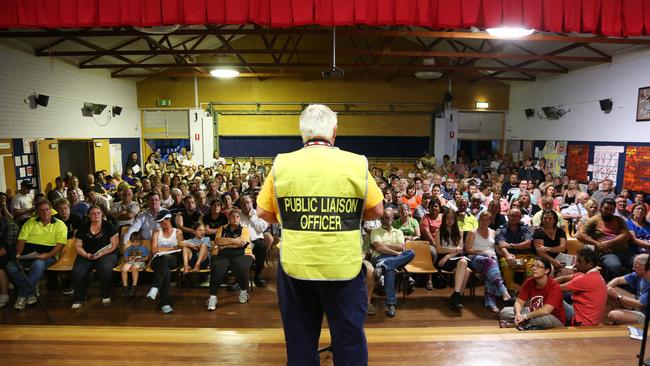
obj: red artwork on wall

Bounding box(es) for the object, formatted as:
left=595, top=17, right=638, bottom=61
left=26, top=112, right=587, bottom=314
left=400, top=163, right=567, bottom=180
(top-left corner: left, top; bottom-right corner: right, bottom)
left=623, top=146, right=650, bottom=192
left=566, top=145, right=589, bottom=182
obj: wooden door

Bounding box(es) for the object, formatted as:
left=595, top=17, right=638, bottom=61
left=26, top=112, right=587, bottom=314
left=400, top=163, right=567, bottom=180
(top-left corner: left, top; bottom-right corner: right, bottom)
left=92, top=139, right=111, bottom=173
left=36, top=139, right=61, bottom=193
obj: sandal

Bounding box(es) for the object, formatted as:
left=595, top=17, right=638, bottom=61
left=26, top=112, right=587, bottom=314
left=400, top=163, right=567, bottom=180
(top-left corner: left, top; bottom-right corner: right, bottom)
left=499, top=320, right=516, bottom=328
left=425, top=281, right=434, bottom=291
left=183, top=265, right=191, bottom=274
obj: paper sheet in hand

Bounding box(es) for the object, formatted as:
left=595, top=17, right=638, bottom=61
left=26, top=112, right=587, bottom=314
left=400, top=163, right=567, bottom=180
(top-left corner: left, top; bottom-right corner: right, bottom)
left=18, top=252, right=40, bottom=260
left=629, top=326, right=643, bottom=340
left=556, top=253, right=577, bottom=269
left=93, top=244, right=113, bottom=257
left=153, top=248, right=181, bottom=258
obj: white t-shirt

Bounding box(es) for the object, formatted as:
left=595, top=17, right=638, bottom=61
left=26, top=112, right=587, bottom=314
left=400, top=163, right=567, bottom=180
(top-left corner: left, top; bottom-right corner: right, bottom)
left=12, top=191, right=34, bottom=221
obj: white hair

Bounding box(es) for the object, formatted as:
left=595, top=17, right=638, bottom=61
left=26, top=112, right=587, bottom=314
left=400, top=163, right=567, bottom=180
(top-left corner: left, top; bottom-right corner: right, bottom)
left=299, top=104, right=337, bottom=143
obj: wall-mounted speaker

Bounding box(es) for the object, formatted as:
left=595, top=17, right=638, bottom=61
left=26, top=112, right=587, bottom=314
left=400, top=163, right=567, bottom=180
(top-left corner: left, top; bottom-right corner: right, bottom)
left=525, top=108, right=534, bottom=118
left=112, top=106, right=123, bottom=116
left=36, top=94, right=49, bottom=107
left=599, top=98, right=613, bottom=114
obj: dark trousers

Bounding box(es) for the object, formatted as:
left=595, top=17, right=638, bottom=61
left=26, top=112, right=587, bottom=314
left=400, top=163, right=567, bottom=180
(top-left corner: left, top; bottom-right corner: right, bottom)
left=151, top=253, right=180, bottom=306
left=277, top=262, right=368, bottom=366
left=209, top=251, right=253, bottom=295
left=71, top=253, right=118, bottom=302
left=252, top=238, right=267, bottom=276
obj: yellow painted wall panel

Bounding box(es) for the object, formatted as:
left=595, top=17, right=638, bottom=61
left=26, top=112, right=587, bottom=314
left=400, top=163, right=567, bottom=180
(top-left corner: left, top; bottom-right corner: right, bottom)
left=92, top=139, right=111, bottom=173
left=218, top=114, right=430, bottom=136
left=36, top=140, right=61, bottom=193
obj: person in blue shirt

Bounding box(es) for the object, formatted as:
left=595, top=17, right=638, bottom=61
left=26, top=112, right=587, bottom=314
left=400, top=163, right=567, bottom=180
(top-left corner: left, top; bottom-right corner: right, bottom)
left=606, top=253, right=650, bottom=324
left=120, top=231, right=150, bottom=297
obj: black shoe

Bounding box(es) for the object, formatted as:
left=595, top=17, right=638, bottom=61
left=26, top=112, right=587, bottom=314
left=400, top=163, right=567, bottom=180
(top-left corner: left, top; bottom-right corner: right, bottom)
left=253, top=275, right=267, bottom=287
left=450, top=292, right=463, bottom=312
left=120, top=286, right=129, bottom=296
left=385, top=304, right=396, bottom=318
left=127, top=286, right=136, bottom=297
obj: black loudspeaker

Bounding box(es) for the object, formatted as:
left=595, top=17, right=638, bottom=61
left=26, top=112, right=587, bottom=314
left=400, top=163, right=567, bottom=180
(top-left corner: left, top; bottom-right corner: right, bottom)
left=36, top=94, right=49, bottom=107
left=112, top=106, right=123, bottom=116
left=444, top=91, right=453, bottom=102
left=599, top=98, right=613, bottom=114
left=525, top=108, right=534, bottom=117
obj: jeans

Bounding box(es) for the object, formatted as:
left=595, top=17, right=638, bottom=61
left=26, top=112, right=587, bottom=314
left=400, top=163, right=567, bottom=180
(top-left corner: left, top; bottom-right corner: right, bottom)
left=6, top=257, right=57, bottom=297
left=600, top=251, right=634, bottom=281
left=374, top=249, right=415, bottom=305
left=71, top=253, right=118, bottom=302
left=563, top=301, right=575, bottom=325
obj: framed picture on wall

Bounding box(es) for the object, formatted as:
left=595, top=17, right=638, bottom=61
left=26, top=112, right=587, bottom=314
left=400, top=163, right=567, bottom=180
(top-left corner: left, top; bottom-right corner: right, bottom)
left=637, top=86, right=650, bottom=121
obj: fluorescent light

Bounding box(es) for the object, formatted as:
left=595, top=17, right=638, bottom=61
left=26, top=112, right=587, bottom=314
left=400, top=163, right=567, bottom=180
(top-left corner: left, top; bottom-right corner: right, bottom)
left=476, top=101, right=489, bottom=109
left=414, top=71, right=443, bottom=79
left=210, top=69, right=240, bottom=78
left=486, top=27, right=534, bottom=38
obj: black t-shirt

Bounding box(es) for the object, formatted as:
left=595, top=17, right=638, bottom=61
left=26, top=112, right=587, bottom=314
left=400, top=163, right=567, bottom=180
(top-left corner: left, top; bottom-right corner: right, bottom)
left=533, top=227, right=567, bottom=258
left=75, top=221, right=118, bottom=254
left=203, top=213, right=228, bottom=240
left=489, top=213, right=507, bottom=231
left=54, top=213, right=82, bottom=239
left=180, top=210, right=202, bottom=239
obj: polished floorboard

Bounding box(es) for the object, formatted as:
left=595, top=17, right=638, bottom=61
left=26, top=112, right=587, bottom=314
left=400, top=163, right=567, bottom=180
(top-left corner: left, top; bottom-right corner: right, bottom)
left=0, top=260, right=648, bottom=365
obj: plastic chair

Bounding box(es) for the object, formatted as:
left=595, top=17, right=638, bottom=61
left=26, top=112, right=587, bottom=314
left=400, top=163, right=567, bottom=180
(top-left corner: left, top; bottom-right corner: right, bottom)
left=566, top=238, right=583, bottom=255
left=402, top=241, right=438, bottom=298
left=48, top=239, right=78, bottom=271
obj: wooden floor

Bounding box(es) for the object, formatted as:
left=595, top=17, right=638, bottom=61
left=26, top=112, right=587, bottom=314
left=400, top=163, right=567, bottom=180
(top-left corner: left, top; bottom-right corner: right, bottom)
left=1, top=260, right=648, bottom=365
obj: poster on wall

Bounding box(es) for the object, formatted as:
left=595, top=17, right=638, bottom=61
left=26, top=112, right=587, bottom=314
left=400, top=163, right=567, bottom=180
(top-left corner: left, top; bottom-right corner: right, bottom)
left=566, top=145, right=589, bottom=182
left=623, top=146, right=650, bottom=192
left=110, top=144, right=123, bottom=176
left=592, top=145, right=624, bottom=186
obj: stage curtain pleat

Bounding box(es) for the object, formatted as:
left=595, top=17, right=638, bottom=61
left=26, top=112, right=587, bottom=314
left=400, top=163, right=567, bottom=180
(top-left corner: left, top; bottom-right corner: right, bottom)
left=0, top=0, right=647, bottom=36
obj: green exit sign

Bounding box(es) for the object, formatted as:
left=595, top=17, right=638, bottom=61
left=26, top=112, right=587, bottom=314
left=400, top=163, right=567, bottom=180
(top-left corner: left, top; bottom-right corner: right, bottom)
left=157, top=99, right=171, bottom=107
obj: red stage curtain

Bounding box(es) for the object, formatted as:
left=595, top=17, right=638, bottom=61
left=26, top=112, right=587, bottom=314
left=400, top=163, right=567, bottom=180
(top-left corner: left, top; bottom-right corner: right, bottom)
left=0, top=0, right=648, bottom=36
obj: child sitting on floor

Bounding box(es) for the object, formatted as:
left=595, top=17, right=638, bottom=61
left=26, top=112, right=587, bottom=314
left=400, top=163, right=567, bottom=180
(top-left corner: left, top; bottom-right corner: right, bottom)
left=182, top=222, right=211, bottom=273
left=121, top=231, right=150, bottom=296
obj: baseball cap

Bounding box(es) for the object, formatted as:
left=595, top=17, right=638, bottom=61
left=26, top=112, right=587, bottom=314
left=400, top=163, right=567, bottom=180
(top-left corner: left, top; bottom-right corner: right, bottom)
left=154, top=209, right=172, bottom=222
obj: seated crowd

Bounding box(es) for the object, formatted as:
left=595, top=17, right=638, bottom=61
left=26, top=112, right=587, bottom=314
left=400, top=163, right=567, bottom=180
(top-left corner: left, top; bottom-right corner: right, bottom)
left=0, top=148, right=649, bottom=331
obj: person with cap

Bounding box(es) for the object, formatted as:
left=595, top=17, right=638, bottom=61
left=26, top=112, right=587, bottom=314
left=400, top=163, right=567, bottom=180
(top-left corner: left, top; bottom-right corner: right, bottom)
left=123, top=192, right=163, bottom=244
left=13, top=180, right=35, bottom=225
left=256, top=104, right=383, bottom=365
left=146, top=208, right=183, bottom=314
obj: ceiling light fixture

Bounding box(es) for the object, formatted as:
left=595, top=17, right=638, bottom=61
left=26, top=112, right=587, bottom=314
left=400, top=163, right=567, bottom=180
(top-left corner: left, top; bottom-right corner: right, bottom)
left=486, top=27, right=534, bottom=38
left=210, top=69, right=240, bottom=78
left=414, top=71, right=443, bottom=80
left=475, top=101, right=489, bottom=109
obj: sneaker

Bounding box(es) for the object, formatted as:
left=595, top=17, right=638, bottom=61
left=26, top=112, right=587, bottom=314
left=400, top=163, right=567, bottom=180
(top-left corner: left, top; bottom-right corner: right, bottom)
left=385, top=304, right=396, bottom=318
left=14, top=297, right=26, bottom=311
left=26, top=295, right=37, bottom=305
left=62, top=287, right=75, bottom=296
left=101, top=297, right=111, bottom=304
left=206, top=295, right=217, bottom=311
left=239, top=290, right=249, bottom=304
left=0, top=294, right=9, bottom=308
left=146, top=287, right=159, bottom=300
left=366, top=303, right=377, bottom=316
left=253, top=275, right=267, bottom=287
left=161, top=305, right=174, bottom=314
left=127, top=286, right=136, bottom=297
left=71, top=300, right=87, bottom=310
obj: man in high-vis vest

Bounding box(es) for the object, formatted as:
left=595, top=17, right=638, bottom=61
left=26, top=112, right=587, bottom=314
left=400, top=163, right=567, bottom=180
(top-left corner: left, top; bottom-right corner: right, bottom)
left=257, top=104, right=383, bottom=366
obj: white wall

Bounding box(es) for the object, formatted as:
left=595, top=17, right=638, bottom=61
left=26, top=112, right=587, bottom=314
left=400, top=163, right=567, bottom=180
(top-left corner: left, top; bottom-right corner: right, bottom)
left=0, top=43, right=140, bottom=139
left=507, top=48, right=650, bottom=142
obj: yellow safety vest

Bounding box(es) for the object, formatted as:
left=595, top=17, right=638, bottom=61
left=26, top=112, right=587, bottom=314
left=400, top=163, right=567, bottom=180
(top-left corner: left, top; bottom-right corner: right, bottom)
left=273, top=145, right=368, bottom=280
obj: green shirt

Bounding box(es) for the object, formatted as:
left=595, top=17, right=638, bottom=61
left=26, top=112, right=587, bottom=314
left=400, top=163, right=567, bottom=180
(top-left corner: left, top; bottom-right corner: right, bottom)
left=393, top=217, right=419, bottom=237
left=18, top=216, right=68, bottom=246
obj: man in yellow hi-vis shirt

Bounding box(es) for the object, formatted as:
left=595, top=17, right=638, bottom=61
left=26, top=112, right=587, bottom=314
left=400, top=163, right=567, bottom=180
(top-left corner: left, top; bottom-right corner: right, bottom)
left=257, top=104, right=383, bottom=366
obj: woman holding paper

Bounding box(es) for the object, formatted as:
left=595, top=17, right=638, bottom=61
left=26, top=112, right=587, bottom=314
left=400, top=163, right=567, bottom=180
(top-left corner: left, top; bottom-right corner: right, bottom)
left=147, top=209, right=184, bottom=314
left=71, top=205, right=119, bottom=309
left=434, top=208, right=471, bottom=311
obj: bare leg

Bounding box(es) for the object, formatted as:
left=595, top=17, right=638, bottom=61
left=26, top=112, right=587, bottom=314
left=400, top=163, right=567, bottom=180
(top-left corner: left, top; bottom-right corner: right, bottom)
left=121, top=263, right=132, bottom=287
left=131, top=266, right=140, bottom=286
left=194, top=246, right=208, bottom=271
left=182, top=247, right=191, bottom=273
left=454, top=259, right=469, bottom=293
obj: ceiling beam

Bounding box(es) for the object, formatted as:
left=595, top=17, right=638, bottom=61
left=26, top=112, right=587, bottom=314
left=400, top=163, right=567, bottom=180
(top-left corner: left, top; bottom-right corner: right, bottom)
left=35, top=47, right=611, bottom=63
left=78, top=61, right=567, bottom=74
left=4, top=28, right=650, bottom=45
